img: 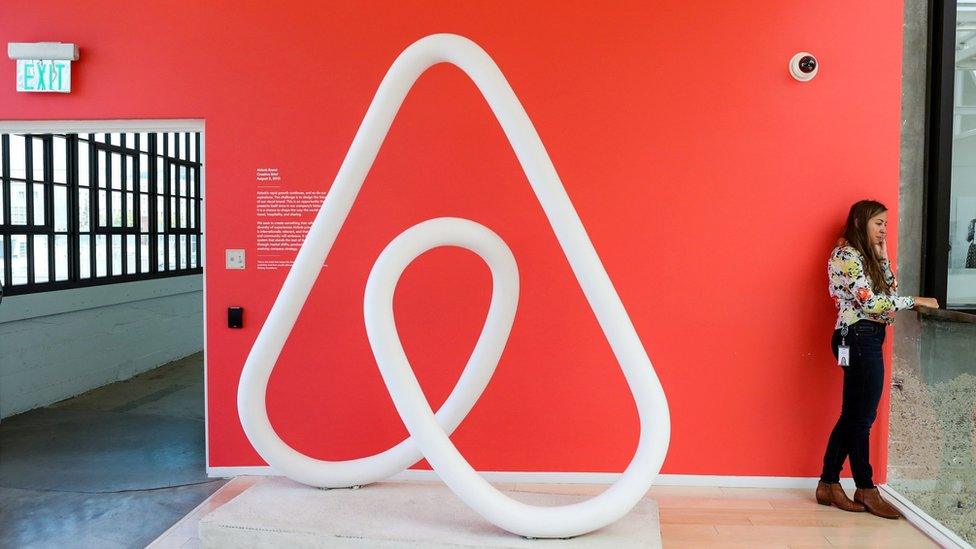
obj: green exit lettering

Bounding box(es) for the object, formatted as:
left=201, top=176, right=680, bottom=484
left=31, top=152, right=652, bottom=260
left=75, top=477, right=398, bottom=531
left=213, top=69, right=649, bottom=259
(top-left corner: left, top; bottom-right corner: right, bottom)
left=16, top=60, right=72, bottom=93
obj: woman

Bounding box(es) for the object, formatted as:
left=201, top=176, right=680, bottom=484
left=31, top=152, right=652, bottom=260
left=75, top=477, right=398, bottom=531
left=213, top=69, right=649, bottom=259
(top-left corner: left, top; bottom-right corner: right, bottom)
left=966, top=217, right=975, bottom=268
left=816, top=200, right=939, bottom=519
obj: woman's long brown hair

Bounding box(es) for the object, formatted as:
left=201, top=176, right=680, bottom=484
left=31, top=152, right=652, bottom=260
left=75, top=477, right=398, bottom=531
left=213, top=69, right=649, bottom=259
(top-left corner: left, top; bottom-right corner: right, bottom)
left=842, top=200, right=890, bottom=294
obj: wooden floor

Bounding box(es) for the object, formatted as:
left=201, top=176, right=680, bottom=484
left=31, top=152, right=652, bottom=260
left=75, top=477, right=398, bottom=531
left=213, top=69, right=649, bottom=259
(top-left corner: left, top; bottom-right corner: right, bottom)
left=150, top=478, right=937, bottom=548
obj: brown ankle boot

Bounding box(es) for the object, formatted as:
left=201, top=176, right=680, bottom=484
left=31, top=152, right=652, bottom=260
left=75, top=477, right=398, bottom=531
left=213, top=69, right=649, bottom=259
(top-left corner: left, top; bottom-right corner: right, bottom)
left=816, top=481, right=866, bottom=512
left=853, top=487, right=902, bottom=519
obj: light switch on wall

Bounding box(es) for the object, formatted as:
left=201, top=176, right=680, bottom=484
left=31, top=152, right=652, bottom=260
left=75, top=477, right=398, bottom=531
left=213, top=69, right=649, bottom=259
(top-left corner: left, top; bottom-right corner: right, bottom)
left=226, top=249, right=246, bottom=269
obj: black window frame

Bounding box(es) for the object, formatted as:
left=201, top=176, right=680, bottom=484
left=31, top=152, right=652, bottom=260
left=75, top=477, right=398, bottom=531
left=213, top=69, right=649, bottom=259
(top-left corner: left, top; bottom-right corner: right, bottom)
left=0, top=130, right=202, bottom=297
left=0, top=134, right=57, bottom=288
left=924, top=0, right=976, bottom=314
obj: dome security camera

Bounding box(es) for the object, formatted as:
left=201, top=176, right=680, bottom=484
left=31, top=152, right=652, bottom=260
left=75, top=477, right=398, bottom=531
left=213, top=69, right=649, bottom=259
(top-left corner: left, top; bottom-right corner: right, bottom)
left=789, top=52, right=818, bottom=81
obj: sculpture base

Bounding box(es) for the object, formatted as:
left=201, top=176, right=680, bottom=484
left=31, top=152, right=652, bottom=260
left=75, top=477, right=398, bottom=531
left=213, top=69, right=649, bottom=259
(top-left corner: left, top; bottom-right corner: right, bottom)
left=199, top=477, right=661, bottom=548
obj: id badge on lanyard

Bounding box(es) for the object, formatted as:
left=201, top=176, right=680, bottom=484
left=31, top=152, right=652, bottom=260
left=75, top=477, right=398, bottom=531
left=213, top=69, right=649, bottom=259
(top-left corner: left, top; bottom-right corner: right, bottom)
left=838, top=324, right=850, bottom=367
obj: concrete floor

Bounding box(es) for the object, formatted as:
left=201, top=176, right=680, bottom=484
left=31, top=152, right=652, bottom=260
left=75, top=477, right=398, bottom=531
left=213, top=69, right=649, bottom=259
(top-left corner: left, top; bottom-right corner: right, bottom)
left=0, top=352, right=224, bottom=548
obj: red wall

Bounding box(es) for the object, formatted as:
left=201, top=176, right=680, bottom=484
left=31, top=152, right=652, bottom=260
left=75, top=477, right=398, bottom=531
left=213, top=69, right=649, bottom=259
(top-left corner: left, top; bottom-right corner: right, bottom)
left=0, top=1, right=905, bottom=480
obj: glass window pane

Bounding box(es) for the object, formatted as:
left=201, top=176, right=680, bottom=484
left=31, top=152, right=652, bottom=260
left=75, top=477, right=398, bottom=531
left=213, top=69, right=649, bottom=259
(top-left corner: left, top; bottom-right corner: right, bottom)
left=31, top=137, right=44, bottom=181
left=53, top=137, right=67, bottom=183
left=139, top=154, right=149, bottom=192
left=98, top=189, right=107, bottom=227
left=170, top=196, right=177, bottom=227
left=179, top=234, right=187, bottom=269
left=34, top=235, right=48, bottom=283
left=140, top=194, right=149, bottom=233
left=98, top=150, right=107, bottom=188
left=79, top=235, right=91, bottom=279
left=168, top=234, right=177, bottom=270
left=138, top=132, right=149, bottom=152
left=179, top=198, right=186, bottom=228
left=126, top=234, right=136, bottom=274
left=10, top=134, right=26, bottom=179
left=189, top=134, right=197, bottom=161
left=11, top=235, right=27, bottom=285
left=190, top=199, right=196, bottom=229
left=95, top=235, right=107, bottom=277
left=111, top=133, right=121, bottom=148
left=168, top=133, right=176, bottom=158
left=54, top=235, right=68, bottom=281
left=96, top=133, right=107, bottom=143
left=111, top=153, right=121, bottom=190
left=156, top=156, right=164, bottom=190
left=32, top=184, right=44, bottom=225
left=170, top=164, right=176, bottom=195
left=126, top=192, right=134, bottom=227
left=78, top=188, right=90, bottom=231
left=125, top=156, right=134, bottom=191
left=54, top=185, right=67, bottom=231
left=78, top=139, right=90, bottom=186
left=111, top=234, right=122, bottom=276
left=140, top=235, right=149, bottom=273
left=179, top=166, right=187, bottom=196
left=190, top=235, right=198, bottom=268
left=949, top=28, right=976, bottom=306
left=111, top=190, right=122, bottom=227
left=11, top=181, right=27, bottom=224
left=157, top=234, right=165, bottom=270
left=157, top=196, right=165, bottom=230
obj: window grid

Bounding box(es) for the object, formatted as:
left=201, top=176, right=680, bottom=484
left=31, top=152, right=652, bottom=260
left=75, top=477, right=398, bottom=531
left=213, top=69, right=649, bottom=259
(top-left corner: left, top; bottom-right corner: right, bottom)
left=0, top=131, right=202, bottom=296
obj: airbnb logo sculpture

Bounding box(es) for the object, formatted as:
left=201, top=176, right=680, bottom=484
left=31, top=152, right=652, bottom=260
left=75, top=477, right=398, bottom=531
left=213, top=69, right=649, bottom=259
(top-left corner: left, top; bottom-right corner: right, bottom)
left=238, top=33, right=670, bottom=539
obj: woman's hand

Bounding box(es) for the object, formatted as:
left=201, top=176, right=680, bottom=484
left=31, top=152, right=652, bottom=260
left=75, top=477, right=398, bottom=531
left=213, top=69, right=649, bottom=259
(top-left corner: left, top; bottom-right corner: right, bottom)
left=873, top=238, right=889, bottom=260
left=914, top=297, right=940, bottom=309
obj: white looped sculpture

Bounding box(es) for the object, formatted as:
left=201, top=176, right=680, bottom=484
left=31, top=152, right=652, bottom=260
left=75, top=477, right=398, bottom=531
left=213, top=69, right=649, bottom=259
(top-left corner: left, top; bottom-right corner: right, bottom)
left=238, top=33, right=671, bottom=539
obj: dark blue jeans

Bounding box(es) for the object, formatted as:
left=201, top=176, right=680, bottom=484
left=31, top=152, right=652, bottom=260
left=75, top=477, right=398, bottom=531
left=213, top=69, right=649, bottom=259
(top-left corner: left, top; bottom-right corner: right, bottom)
left=820, top=319, right=886, bottom=489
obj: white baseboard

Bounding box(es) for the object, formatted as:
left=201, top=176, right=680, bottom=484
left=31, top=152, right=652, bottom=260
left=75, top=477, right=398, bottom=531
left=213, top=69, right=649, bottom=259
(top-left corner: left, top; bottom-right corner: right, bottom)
left=206, top=466, right=856, bottom=490
left=209, top=466, right=282, bottom=477
left=878, top=484, right=974, bottom=549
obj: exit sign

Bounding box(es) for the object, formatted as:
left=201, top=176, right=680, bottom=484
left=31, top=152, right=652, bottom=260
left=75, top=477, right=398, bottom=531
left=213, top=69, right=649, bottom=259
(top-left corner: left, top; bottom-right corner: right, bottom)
left=16, top=59, right=71, bottom=93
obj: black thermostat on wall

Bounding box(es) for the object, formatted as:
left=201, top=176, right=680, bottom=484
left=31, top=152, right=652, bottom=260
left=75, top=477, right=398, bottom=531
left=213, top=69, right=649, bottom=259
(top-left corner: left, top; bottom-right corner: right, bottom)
left=228, top=307, right=244, bottom=329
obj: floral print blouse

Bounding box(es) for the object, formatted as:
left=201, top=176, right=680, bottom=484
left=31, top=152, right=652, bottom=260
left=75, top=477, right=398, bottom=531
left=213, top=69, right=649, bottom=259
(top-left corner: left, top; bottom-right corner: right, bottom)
left=828, top=245, right=915, bottom=329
